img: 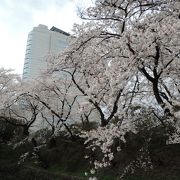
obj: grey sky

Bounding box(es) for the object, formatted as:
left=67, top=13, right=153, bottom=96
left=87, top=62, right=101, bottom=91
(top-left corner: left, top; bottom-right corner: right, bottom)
left=0, top=0, right=91, bottom=75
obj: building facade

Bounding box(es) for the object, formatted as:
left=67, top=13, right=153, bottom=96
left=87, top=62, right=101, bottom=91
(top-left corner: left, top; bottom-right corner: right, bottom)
left=23, top=24, right=71, bottom=80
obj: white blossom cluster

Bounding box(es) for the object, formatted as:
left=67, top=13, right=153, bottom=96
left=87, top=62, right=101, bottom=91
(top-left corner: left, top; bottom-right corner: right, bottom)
left=167, top=126, right=180, bottom=144
left=81, top=123, right=128, bottom=170
left=17, top=152, right=29, bottom=165
left=120, top=146, right=153, bottom=179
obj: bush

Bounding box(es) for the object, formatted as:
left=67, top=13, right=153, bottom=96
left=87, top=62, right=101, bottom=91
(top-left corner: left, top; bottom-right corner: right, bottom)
left=0, top=119, right=17, bottom=143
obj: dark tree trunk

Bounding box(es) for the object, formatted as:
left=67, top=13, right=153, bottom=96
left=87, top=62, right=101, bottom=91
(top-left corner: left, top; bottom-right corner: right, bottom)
left=23, top=126, right=29, bottom=137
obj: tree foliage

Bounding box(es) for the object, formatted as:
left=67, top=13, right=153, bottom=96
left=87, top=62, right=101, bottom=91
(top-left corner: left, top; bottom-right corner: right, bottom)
left=48, top=0, right=179, bottom=177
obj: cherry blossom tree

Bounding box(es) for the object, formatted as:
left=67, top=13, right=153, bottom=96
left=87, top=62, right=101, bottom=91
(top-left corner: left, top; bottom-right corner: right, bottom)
left=46, top=0, right=180, bottom=177
left=0, top=68, right=20, bottom=112
left=3, top=92, right=44, bottom=136
left=49, top=0, right=180, bottom=125
left=23, top=73, right=85, bottom=139
left=0, top=68, right=43, bottom=137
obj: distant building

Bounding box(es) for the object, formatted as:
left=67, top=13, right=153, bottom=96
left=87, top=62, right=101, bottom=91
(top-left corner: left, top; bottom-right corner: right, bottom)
left=23, top=24, right=71, bottom=80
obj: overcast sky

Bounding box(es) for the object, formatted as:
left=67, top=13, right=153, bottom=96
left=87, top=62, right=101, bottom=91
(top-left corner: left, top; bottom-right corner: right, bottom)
left=0, top=0, right=92, bottom=75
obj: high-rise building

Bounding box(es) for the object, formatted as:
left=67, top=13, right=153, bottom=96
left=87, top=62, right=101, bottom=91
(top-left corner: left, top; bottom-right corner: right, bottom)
left=23, top=24, right=71, bottom=80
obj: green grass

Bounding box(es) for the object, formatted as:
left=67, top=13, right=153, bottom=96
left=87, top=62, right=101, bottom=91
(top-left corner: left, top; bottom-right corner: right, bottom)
left=48, top=165, right=87, bottom=178
left=100, top=175, right=116, bottom=180
left=124, top=175, right=180, bottom=180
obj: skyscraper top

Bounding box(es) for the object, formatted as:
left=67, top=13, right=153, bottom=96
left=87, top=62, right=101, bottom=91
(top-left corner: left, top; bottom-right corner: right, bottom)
left=50, top=26, right=70, bottom=36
